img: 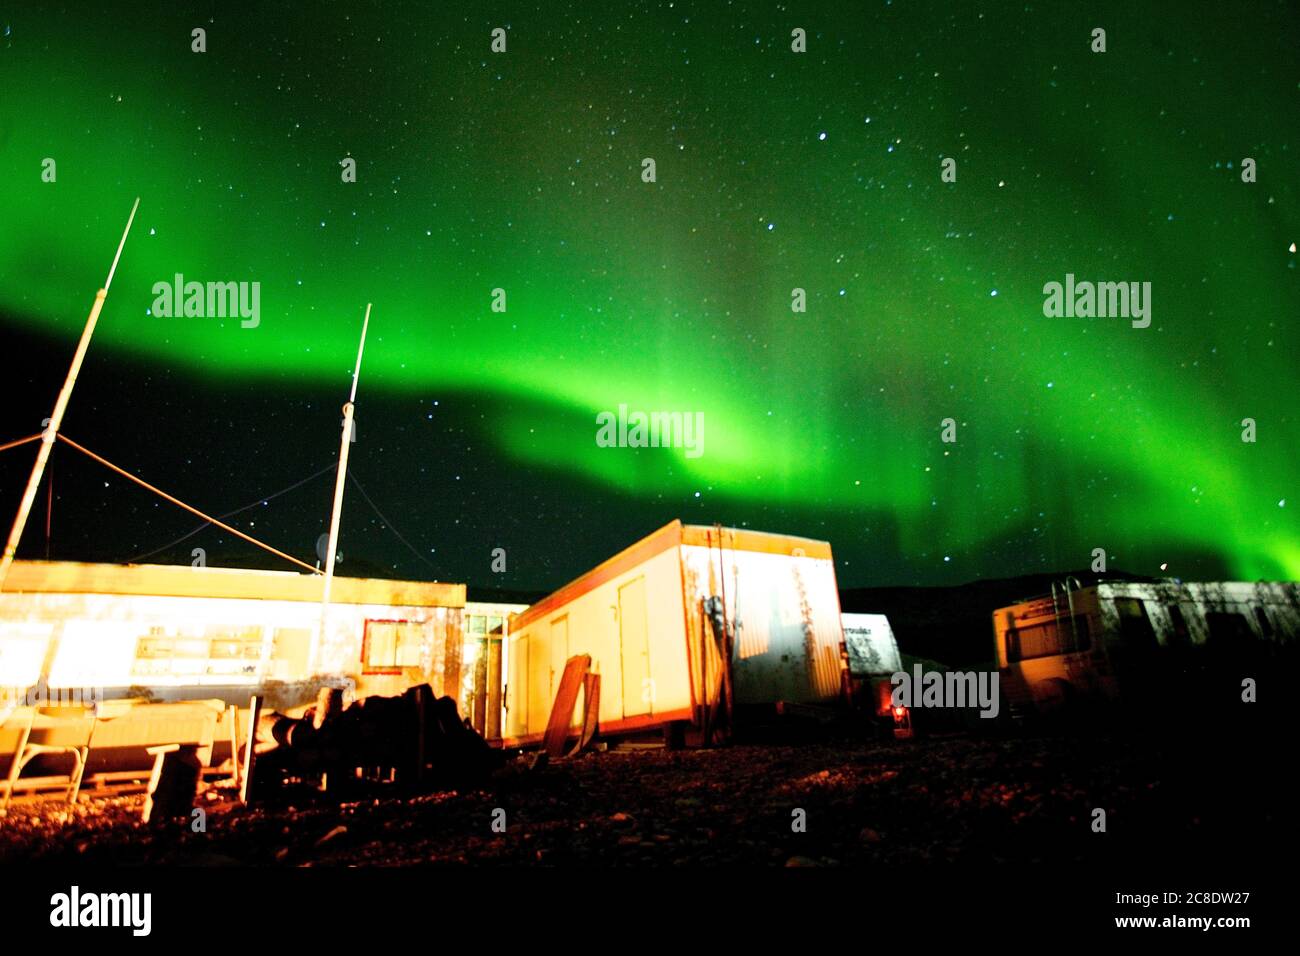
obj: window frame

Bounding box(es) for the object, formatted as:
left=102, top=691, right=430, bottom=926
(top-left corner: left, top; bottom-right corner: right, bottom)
left=1253, top=606, right=1274, bottom=638
left=1006, top=614, right=1092, bottom=663
left=361, top=618, right=427, bottom=675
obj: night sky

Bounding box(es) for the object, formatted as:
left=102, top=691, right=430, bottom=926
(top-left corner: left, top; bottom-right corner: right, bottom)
left=0, top=2, right=1296, bottom=592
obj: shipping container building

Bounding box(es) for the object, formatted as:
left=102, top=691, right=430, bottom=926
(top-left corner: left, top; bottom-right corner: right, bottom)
left=502, top=520, right=846, bottom=747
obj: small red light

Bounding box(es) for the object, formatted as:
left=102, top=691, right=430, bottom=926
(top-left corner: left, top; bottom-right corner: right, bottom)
left=892, top=706, right=907, bottom=718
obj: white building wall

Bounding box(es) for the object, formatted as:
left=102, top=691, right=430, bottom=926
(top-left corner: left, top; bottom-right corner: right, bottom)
left=505, top=544, right=689, bottom=741
left=0, top=590, right=456, bottom=713
left=680, top=545, right=844, bottom=706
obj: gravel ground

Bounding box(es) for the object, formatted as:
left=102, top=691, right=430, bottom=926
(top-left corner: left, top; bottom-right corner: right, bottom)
left=0, top=728, right=1287, bottom=867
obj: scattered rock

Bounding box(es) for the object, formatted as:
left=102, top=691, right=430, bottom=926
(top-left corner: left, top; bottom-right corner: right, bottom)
left=0, top=735, right=1273, bottom=869
left=316, top=825, right=348, bottom=847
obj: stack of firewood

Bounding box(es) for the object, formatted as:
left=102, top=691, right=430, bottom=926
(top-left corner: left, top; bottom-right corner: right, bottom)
left=258, top=684, right=503, bottom=796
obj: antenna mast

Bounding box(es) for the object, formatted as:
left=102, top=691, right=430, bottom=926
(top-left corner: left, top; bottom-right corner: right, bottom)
left=315, top=304, right=371, bottom=667
left=0, top=198, right=140, bottom=590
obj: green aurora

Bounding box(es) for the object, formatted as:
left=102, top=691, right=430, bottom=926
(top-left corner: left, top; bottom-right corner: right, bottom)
left=0, top=2, right=1296, bottom=585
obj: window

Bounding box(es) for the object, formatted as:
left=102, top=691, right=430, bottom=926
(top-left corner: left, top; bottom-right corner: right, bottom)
left=208, top=627, right=264, bottom=661
left=135, top=636, right=175, bottom=660
left=209, top=640, right=261, bottom=660
left=1205, top=612, right=1256, bottom=648
left=132, top=626, right=265, bottom=678
left=1007, top=616, right=1092, bottom=662
left=1114, top=598, right=1157, bottom=652
left=464, top=614, right=505, bottom=639
left=132, top=632, right=212, bottom=677
left=1253, top=607, right=1274, bottom=638
left=362, top=620, right=427, bottom=673
left=206, top=626, right=265, bottom=677
left=1166, top=605, right=1191, bottom=648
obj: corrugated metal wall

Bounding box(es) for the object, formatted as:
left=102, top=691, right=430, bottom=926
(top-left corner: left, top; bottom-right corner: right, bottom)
left=680, top=543, right=844, bottom=706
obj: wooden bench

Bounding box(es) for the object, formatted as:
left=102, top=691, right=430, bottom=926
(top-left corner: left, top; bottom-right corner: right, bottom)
left=1, top=699, right=228, bottom=808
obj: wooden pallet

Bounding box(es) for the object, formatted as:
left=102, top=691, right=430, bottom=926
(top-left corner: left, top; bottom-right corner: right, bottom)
left=543, top=655, right=591, bottom=758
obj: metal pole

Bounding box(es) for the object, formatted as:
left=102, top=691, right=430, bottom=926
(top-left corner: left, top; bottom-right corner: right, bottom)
left=44, top=456, right=53, bottom=560
left=316, top=304, right=371, bottom=668
left=0, top=198, right=139, bottom=590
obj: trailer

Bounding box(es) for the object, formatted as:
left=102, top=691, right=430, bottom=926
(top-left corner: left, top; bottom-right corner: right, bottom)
left=502, top=520, right=847, bottom=748
left=841, top=612, right=904, bottom=722
left=0, top=560, right=524, bottom=780
left=0, top=559, right=471, bottom=717
left=992, top=579, right=1300, bottom=715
